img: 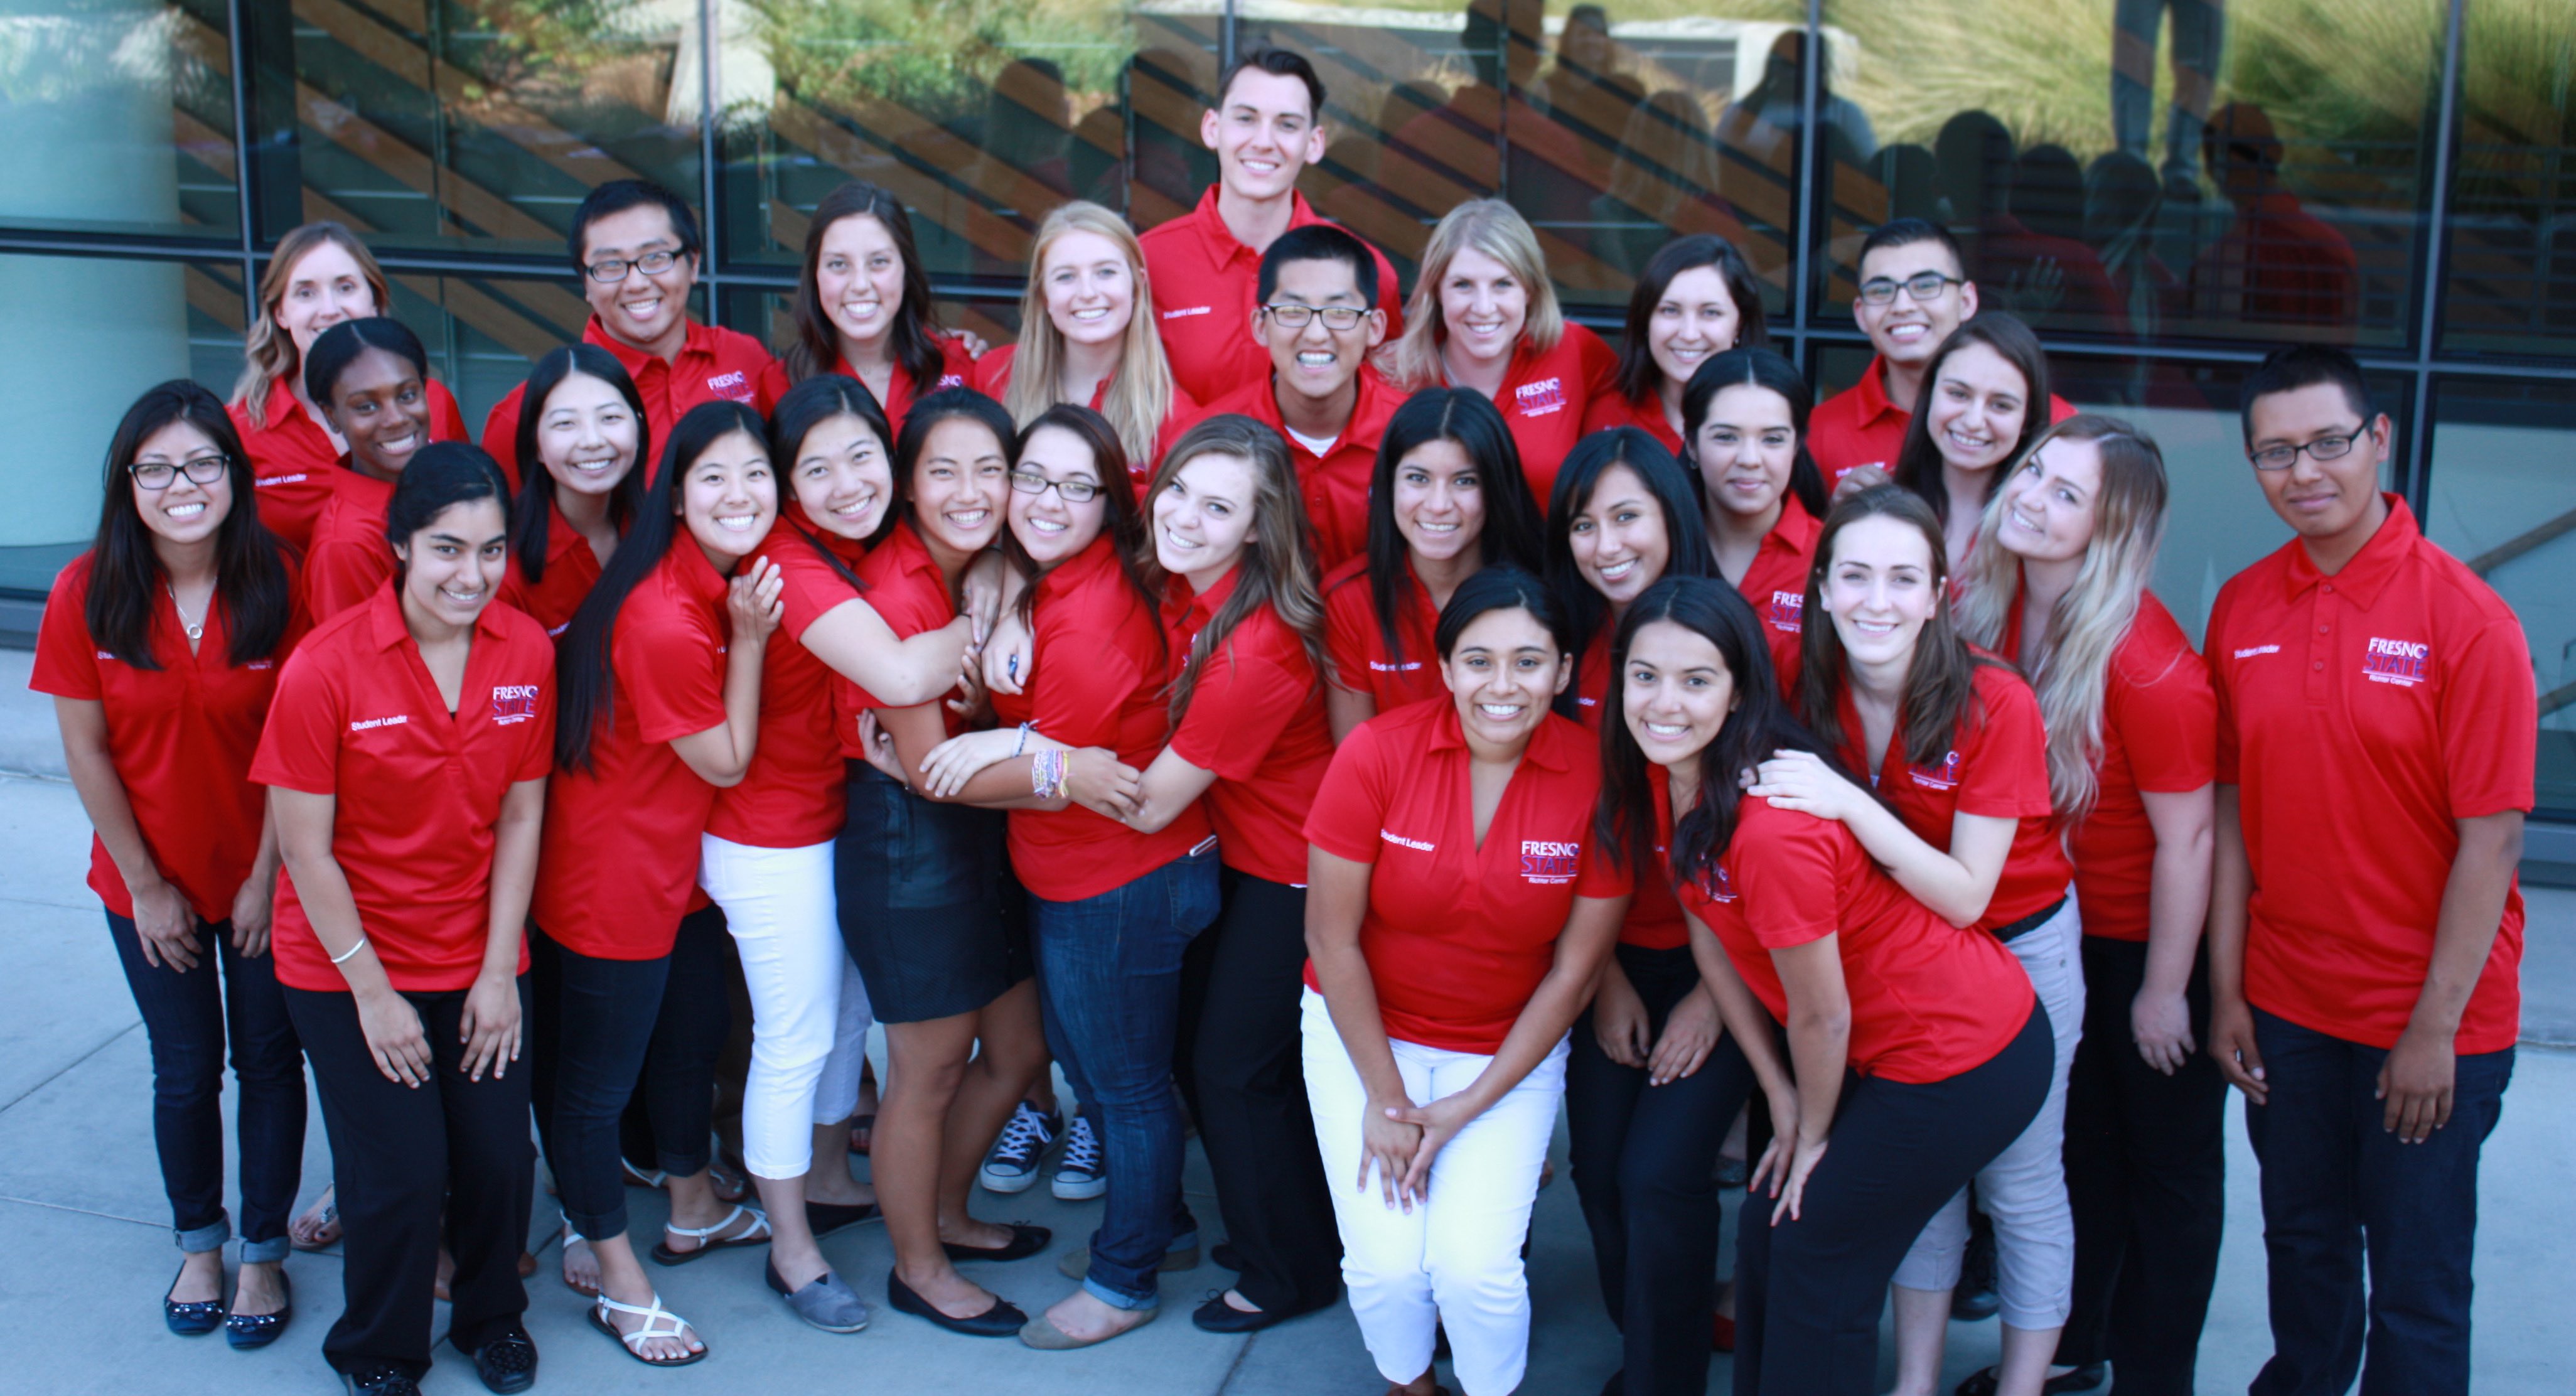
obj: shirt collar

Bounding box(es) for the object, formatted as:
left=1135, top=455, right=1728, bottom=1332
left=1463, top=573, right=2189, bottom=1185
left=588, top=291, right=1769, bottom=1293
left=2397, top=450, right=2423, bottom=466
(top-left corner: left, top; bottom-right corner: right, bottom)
left=1763, top=492, right=1822, bottom=557
left=666, top=533, right=733, bottom=606
left=584, top=315, right=709, bottom=373
left=1854, top=353, right=1903, bottom=426
left=1163, top=561, right=1243, bottom=635
left=1425, top=701, right=1577, bottom=773
left=1038, top=533, right=1121, bottom=601
left=1191, top=185, right=1325, bottom=270
left=2283, top=493, right=2415, bottom=611
left=363, top=574, right=517, bottom=650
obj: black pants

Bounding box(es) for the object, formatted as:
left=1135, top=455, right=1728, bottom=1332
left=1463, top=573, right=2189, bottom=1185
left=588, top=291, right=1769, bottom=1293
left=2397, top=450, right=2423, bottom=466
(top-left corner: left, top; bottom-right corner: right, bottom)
left=107, top=911, right=307, bottom=1258
left=286, top=980, right=535, bottom=1379
left=606, top=905, right=731, bottom=1179
left=1179, top=869, right=1341, bottom=1314
left=528, top=927, right=675, bottom=1240
left=2055, top=936, right=2226, bottom=1392
left=1734, top=1005, right=2052, bottom=1396
left=1567, top=943, right=1758, bottom=1396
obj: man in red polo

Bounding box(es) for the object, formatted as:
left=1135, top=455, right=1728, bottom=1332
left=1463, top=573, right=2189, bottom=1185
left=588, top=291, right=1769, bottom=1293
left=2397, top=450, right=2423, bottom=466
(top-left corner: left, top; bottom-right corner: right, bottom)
left=1810, top=219, right=1981, bottom=489
left=2205, top=345, right=2531, bottom=1396
left=1140, top=47, right=1402, bottom=409
left=1195, top=225, right=1397, bottom=572
left=481, top=179, right=777, bottom=486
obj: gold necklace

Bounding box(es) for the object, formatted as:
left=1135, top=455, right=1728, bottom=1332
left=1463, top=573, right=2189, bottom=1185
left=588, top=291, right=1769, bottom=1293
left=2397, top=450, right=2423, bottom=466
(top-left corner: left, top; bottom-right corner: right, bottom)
left=166, top=581, right=207, bottom=642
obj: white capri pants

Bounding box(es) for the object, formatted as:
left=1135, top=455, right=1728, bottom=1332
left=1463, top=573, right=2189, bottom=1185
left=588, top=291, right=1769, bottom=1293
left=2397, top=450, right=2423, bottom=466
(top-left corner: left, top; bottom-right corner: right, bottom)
left=700, top=834, right=872, bottom=1181
left=1301, top=989, right=1567, bottom=1396
left=1894, top=889, right=2086, bottom=1329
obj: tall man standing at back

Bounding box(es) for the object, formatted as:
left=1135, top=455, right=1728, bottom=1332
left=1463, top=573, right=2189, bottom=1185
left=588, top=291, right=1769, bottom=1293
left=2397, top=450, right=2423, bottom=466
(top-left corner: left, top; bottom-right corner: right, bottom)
left=481, top=178, right=778, bottom=484
left=1142, top=47, right=1405, bottom=410
left=2205, top=344, right=2533, bottom=1396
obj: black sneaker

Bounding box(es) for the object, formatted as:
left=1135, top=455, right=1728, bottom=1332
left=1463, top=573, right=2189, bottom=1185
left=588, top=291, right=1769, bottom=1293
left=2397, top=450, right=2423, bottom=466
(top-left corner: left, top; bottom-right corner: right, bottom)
left=454, top=1326, right=538, bottom=1394
left=980, top=1102, right=1060, bottom=1195
left=1051, top=1114, right=1107, bottom=1201
left=343, top=1367, right=422, bottom=1396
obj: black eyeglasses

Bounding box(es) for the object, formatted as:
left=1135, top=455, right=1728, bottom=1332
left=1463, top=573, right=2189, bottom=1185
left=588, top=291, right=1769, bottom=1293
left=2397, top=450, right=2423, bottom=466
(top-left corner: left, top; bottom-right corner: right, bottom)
left=131, top=456, right=230, bottom=490
left=1857, top=271, right=1965, bottom=306
left=1261, top=303, right=1370, bottom=331
left=584, top=249, right=681, bottom=284
left=1008, top=469, right=1102, bottom=503
left=2249, top=423, right=2371, bottom=471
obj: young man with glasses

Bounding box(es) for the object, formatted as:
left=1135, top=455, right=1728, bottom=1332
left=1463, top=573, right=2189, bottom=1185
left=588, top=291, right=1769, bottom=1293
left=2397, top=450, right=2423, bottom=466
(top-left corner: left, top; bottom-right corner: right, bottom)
left=479, top=180, right=778, bottom=486
left=1191, top=225, right=1395, bottom=571
left=2203, top=345, right=2531, bottom=1396
left=1140, top=47, right=1403, bottom=410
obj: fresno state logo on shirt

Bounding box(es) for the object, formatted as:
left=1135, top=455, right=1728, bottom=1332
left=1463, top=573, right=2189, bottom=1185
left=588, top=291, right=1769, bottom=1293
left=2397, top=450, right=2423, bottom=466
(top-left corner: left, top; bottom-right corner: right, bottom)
left=935, top=373, right=964, bottom=390
left=1911, top=749, right=1963, bottom=792
left=706, top=370, right=755, bottom=405
left=491, top=684, right=542, bottom=725
left=1693, top=863, right=1737, bottom=904
left=1513, top=377, right=1567, bottom=418
left=2363, top=636, right=2429, bottom=688
left=1520, top=839, right=1581, bottom=884
left=1764, top=590, right=1805, bottom=634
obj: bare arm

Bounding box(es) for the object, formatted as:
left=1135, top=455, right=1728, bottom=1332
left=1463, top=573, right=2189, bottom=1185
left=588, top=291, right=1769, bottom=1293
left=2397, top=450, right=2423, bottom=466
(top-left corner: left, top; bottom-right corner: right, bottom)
left=1305, top=846, right=1422, bottom=1208
left=1116, top=744, right=1222, bottom=835
left=1766, top=934, right=1852, bottom=1222
left=1749, top=749, right=2012, bottom=926
left=669, top=562, right=783, bottom=787
left=1326, top=686, right=1377, bottom=744
left=2204, top=784, right=2265, bottom=1102
left=228, top=802, right=282, bottom=958
left=271, top=786, right=431, bottom=1087
left=458, top=776, right=544, bottom=1081
left=2132, top=784, right=2215, bottom=1074
left=54, top=695, right=197, bottom=969
left=2380, top=810, right=2522, bottom=1143
left=801, top=598, right=974, bottom=708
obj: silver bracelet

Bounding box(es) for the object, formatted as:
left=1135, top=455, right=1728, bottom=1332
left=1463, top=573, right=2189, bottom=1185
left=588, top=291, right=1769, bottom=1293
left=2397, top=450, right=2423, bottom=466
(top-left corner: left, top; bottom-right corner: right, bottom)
left=329, top=937, right=369, bottom=965
left=1014, top=721, right=1032, bottom=757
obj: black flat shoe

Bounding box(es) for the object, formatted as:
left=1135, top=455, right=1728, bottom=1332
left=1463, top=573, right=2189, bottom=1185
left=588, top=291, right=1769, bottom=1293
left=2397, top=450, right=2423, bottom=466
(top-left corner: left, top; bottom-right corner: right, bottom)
left=943, top=1222, right=1050, bottom=1263
left=453, top=1326, right=538, bottom=1394
left=804, top=1198, right=883, bottom=1239
left=1953, top=1363, right=2106, bottom=1396
left=225, top=1273, right=292, bottom=1350
left=341, top=1366, right=423, bottom=1396
left=887, top=1272, right=1026, bottom=1337
left=1190, top=1290, right=1323, bottom=1334
left=163, top=1265, right=225, bottom=1336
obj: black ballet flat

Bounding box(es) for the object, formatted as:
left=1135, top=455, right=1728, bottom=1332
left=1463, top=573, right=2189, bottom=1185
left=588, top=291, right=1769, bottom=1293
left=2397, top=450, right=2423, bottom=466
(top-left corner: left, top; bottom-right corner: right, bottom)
left=341, top=1365, right=424, bottom=1396
left=163, top=1265, right=225, bottom=1336
left=887, top=1272, right=1026, bottom=1337
left=225, top=1273, right=292, bottom=1350
left=803, top=1198, right=883, bottom=1240
left=942, top=1222, right=1051, bottom=1263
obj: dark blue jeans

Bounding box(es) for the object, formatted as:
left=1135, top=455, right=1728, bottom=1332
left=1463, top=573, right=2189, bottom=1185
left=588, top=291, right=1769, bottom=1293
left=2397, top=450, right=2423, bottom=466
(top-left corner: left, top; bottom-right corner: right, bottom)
left=529, top=927, right=671, bottom=1240
left=107, top=910, right=306, bottom=1261
left=1029, top=844, right=1220, bottom=1309
left=2245, top=1008, right=2513, bottom=1396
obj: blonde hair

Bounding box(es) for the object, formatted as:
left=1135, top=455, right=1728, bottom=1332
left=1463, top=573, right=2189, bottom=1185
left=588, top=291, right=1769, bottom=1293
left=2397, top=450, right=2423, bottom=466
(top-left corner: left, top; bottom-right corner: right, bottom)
left=1380, top=199, right=1564, bottom=390
left=1006, top=202, right=1176, bottom=473
left=1954, top=414, right=2172, bottom=824
left=231, top=222, right=394, bottom=430
left=1139, top=414, right=1329, bottom=719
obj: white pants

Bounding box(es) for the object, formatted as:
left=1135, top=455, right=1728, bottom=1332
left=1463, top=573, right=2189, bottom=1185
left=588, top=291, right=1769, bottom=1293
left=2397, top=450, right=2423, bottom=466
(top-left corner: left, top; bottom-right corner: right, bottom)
left=1894, top=889, right=2086, bottom=1328
left=1300, top=989, right=1567, bottom=1396
left=700, top=834, right=872, bottom=1180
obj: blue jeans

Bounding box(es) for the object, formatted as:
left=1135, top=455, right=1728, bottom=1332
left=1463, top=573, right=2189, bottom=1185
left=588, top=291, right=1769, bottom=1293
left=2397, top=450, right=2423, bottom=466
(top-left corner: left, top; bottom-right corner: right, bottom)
left=2245, top=1008, right=2513, bottom=1396
left=1029, top=845, right=1220, bottom=1309
left=107, top=911, right=306, bottom=1262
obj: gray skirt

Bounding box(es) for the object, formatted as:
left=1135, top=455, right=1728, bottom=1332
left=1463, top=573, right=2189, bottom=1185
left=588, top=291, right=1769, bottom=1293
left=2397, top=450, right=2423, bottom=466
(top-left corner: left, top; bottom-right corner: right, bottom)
left=833, top=761, right=1029, bottom=1024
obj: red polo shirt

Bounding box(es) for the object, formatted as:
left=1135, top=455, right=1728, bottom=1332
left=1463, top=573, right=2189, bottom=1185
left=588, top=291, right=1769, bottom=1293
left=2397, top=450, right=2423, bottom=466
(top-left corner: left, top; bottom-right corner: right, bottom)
left=534, top=542, right=733, bottom=960
left=2000, top=588, right=2216, bottom=943
left=1491, top=324, right=1619, bottom=502
left=1164, top=564, right=1336, bottom=885
left=1139, top=186, right=1406, bottom=409
left=252, top=587, right=555, bottom=992
left=1580, top=387, right=1683, bottom=458
left=1571, top=630, right=1690, bottom=950
left=498, top=501, right=611, bottom=637
left=970, top=345, right=1199, bottom=486
left=1303, top=701, right=1628, bottom=1053
left=757, top=336, right=974, bottom=445
left=232, top=379, right=467, bottom=552
left=1809, top=355, right=2075, bottom=490
left=1196, top=367, right=1400, bottom=571
left=300, top=471, right=397, bottom=621
left=835, top=520, right=962, bottom=748
left=1679, top=790, right=2036, bottom=1084
left=1321, top=556, right=1446, bottom=714
left=1833, top=659, right=2071, bottom=934
left=480, top=318, right=778, bottom=489
left=33, top=551, right=307, bottom=923
left=712, top=512, right=868, bottom=849
left=1733, top=493, right=1824, bottom=672
left=2207, top=497, right=2532, bottom=1053
left=991, top=535, right=1212, bottom=901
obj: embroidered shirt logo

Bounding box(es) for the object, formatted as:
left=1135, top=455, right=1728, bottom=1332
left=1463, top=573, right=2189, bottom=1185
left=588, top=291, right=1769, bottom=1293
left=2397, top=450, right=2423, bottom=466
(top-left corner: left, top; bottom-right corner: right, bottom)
left=1695, top=864, right=1737, bottom=903
left=1911, top=749, right=1963, bottom=791
left=255, top=473, right=307, bottom=488
left=1765, top=591, right=1805, bottom=634
left=1512, top=377, right=1567, bottom=417
left=1520, top=839, right=1580, bottom=883
left=935, top=373, right=964, bottom=390
left=1380, top=829, right=1436, bottom=853
left=2363, top=637, right=2429, bottom=687
left=707, top=370, right=753, bottom=404
left=2234, top=644, right=2281, bottom=659
left=1161, top=305, right=1213, bottom=319
left=491, top=684, right=542, bottom=724
left=350, top=714, right=409, bottom=732
left=1367, top=659, right=1424, bottom=674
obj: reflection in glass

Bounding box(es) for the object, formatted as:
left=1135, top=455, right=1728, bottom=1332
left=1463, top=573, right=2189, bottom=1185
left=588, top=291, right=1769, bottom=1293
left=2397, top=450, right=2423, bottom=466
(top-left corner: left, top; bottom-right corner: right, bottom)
left=2441, top=3, right=2576, bottom=358
left=0, top=0, right=238, bottom=240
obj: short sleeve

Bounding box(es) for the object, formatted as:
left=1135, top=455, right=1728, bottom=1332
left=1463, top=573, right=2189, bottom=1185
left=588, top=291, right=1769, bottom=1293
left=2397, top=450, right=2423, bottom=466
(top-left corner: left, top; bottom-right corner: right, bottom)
left=1574, top=837, right=1632, bottom=898
left=251, top=645, right=344, bottom=795
left=2205, top=586, right=2243, bottom=785
left=620, top=611, right=727, bottom=746
left=1322, top=583, right=1374, bottom=696
left=773, top=547, right=861, bottom=643
left=512, top=652, right=559, bottom=783
left=1731, top=809, right=1842, bottom=949
left=29, top=565, right=100, bottom=700
left=1576, top=325, right=1620, bottom=400
left=479, top=385, right=526, bottom=487
left=1169, top=640, right=1311, bottom=781
left=1302, top=721, right=1391, bottom=865
left=2113, top=640, right=2218, bottom=794
left=303, top=529, right=388, bottom=623
left=429, top=380, right=470, bottom=442
left=2437, top=614, right=2538, bottom=819
left=1955, top=672, right=2056, bottom=819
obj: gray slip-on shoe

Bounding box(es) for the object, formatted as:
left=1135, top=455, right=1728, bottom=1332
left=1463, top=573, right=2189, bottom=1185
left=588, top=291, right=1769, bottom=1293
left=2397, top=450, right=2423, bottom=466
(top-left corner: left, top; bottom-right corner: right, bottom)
left=766, top=1260, right=871, bottom=1333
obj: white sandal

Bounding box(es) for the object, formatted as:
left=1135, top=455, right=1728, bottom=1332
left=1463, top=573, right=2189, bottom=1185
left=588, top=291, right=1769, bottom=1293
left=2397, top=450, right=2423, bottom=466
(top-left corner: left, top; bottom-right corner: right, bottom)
left=649, top=1203, right=771, bottom=1266
left=589, top=1291, right=707, bottom=1366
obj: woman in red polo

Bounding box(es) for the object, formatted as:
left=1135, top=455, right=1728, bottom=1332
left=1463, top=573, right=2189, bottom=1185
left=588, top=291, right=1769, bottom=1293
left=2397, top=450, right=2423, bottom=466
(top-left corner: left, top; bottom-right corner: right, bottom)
left=1379, top=200, right=1618, bottom=500
left=226, top=222, right=466, bottom=552
left=1599, top=574, right=2051, bottom=1396
left=765, top=180, right=976, bottom=440
left=1302, top=566, right=1628, bottom=1396
left=1583, top=234, right=1771, bottom=454
left=498, top=346, right=647, bottom=636
left=1888, top=314, right=2053, bottom=572
left=299, top=319, right=441, bottom=621
left=1321, top=387, right=1545, bottom=740
left=1751, top=485, right=2080, bottom=1396
left=251, top=446, right=553, bottom=1392
left=1954, top=417, right=2221, bottom=1394
left=35, top=382, right=306, bottom=1347
left=1682, top=347, right=1828, bottom=674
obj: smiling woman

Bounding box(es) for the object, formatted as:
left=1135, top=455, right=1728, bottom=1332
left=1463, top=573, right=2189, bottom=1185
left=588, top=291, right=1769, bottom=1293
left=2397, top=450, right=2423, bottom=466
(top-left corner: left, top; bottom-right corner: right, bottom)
left=298, top=319, right=444, bottom=621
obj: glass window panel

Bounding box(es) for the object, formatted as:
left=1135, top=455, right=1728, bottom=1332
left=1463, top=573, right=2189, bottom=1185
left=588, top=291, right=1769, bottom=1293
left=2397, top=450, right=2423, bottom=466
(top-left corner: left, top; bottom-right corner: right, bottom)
left=378, top=269, right=597, bottom=429
left=721, top=1, right=1215, bottom=281
left=1817, top=0, right=2442, bottom=350
left=0, top=0, right=240, bottom=241
left=2440, top=4, right=2576, bottom=358
left=2423, top=378, right=2575, bottom=815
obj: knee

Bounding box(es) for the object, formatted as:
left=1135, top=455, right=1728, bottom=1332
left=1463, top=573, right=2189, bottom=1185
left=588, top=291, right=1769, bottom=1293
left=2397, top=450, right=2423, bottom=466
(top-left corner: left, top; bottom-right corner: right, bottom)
left=1425, top=1240, right=1525, bottom=1311
left=1616, top=1142, right=1715, bottom=1211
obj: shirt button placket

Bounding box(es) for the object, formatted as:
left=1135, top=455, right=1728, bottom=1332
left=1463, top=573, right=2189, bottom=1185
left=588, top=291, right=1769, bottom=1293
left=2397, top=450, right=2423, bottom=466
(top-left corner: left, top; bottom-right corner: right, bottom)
left=2305, top=588, right=2334, bottom=701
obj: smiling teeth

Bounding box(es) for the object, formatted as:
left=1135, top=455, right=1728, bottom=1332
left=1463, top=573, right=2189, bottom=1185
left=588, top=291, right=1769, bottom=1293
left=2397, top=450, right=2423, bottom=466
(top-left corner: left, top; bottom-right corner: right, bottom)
left=1296, top=351, right=1335, bottom=366
left=167, top=503, right=205, bottom=518
left=1477, top=703, right=1523, bottom=719
left=714, top=514, right=758, bottom=532
left=1599, top=559, right=1636, bottom=579
left=1644, top=721, right=1689, bottom=737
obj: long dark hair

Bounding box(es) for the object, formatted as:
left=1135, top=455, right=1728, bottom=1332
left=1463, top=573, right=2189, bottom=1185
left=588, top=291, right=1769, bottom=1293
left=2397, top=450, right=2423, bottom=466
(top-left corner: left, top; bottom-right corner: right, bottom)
left=1597, top=574, right=1834, bottom=889
left=1543, top=427, right=1714, bottom=719
left=554, top=400, right=769, bottom=772
left=1680, top=346, right=1828, bottom=522
left=387, top=443, right=512, bottom=584
left=1891, top=313, right=2051, bottom=528
left=1003, top=404, right=1157, bottom=632
left=782, top=181, right=947, bottom=394
left=1797, top=484, right=1992, bottom=768
left=84, top=381, right=291, bottom=669
left=509, top=345, right=649, bottom=584
left=1365, top=387, right=1545, bottom=672
left=1613, top=234, right=1772, bottom=405
left=1143, top=414, right=1329, bottom=723
left=1432, top=564, right=1567, bottom=660
left=768, top=372, right=894, bottom=595
left=301, top=316, right=428, bottom=412
left=892, top=387, right=1017, bottom=538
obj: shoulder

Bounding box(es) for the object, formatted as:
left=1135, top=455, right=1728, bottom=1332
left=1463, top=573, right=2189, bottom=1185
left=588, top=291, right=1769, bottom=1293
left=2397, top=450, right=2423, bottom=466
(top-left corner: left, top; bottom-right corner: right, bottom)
left=291, top=603, right=375, bottom=670
left=2406, top=534, right=2523, bottom=631
left=1809, top=382, right=1864, bottom=425
left=934, top=336, right=979, bottom=384
left=706, top=323, right=776, bottom=363
left=972, top=345, right=1017, bottom=395
left=1137, top=205, right=1203, bottom=257
left=2112, top=591, right=2208, bottom=688
left=1321, top=554, right=1373, bottom=600
left=48, top=550, right=98, bottom=605
left=1965, top=655, right=2042, bottom=726
left=481, top=600, right=557, bottom=661
left=1199, top=377, right=1269, bottom=417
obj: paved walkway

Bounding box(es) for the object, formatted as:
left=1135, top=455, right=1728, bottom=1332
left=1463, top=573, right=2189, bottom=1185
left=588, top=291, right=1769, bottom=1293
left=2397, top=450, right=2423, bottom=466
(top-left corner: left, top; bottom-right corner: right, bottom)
left=1, top=645, right=2569, bottom=1393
